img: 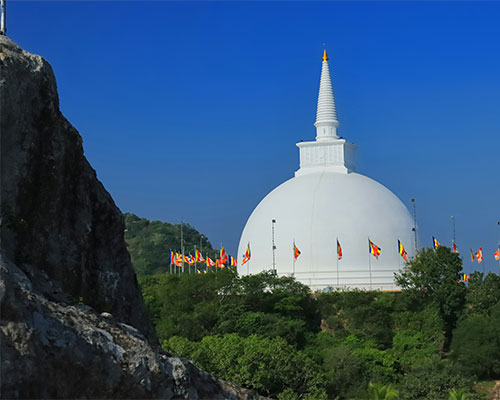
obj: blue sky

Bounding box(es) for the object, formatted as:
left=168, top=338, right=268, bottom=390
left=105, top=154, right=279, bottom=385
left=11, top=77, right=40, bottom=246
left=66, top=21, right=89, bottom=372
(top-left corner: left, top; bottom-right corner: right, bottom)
left=9, top=1, right=500, bottom=273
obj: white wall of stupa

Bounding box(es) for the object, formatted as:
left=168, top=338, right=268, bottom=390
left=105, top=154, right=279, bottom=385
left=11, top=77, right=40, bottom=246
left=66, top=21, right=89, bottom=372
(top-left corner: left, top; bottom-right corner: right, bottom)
left=237, top=51, right=415, bottom=291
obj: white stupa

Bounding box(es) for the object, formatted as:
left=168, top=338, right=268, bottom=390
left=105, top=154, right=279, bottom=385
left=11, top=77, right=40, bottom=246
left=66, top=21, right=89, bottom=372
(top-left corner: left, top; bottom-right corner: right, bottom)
left=237, top=50, right=415, bottom=291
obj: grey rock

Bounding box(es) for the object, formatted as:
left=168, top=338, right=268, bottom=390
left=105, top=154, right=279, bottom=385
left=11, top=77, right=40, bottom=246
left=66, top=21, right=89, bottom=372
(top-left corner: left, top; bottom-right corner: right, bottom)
left=0, top=36, right=266, bottom=399
left=0, top=253, right=263, bottom=399
left=0, top=34, right=155, bottom=342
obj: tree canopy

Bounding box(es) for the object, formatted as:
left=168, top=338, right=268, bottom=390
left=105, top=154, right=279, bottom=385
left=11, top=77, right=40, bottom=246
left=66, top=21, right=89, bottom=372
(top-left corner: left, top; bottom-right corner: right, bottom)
left=134, top=239, right=496, bottom=399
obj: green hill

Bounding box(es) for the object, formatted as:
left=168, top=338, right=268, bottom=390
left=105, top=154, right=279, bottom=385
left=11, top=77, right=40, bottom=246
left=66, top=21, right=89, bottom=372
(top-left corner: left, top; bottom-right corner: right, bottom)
left=124, top=213, right=220, bottom=275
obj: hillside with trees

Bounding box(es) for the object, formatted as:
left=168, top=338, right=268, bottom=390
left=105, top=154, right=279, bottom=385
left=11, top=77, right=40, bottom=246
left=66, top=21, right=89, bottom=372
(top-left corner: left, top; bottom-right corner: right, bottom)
left=124, top=213, right=220, bottom=275
left=138, top=246, right=500, bottom=399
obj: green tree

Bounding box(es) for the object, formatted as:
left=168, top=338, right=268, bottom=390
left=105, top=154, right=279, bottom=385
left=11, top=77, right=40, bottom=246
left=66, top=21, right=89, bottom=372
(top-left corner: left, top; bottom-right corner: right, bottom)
left=316, top=290, right=394, bottom=349
left=398, top=359, right=472, bottom=400
left=322, top=344, right=365, bottom=398
left=395, top=246, right=466, bottom=350
left=164, top=334, right=327, bottom=399
left=464, top=271, right=500, bottom=317
left=391, top=305, right=444, bottom=372
left=451, top=302, right=500, bottom=379
left=138, top=269, right=237, bottom=341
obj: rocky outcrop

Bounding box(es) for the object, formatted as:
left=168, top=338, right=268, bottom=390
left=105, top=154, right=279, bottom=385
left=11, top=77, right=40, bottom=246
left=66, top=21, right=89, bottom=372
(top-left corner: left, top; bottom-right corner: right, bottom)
left=0, top=252, right=262, bottom=399
left=0, top=37, right=263, bottom=399
left=0, top=35, right=155, bottom=342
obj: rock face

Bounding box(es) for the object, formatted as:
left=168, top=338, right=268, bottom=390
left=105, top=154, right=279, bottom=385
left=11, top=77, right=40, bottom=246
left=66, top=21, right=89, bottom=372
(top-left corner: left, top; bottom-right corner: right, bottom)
left=0, top=36, right=155, bottom=342
left=0, top=252, right=261, bottom=399
left=0, top=37, right=263, bottom=399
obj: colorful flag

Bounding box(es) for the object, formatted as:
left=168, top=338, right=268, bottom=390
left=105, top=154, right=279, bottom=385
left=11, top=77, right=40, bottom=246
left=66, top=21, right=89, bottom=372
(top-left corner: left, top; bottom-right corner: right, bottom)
left=369, top=239, right=381, bottom=260
left=170, top=250, right=176, bottom=265
left=470, top=249, right=475, bottom=262
left=230, top=256, right=237, bottom=267
left=433, top=237, right=440, bottom=249
left=184, top=255, right=195, bottom=265
left=205, top=256, right=215, bottom=267
left=293, top=241, right=301, bottom=260
left=495, top=249, right=500, bottom=261
left=242, top=243, right=251, bottom=265
left=476, top=248, right=483, bottom=264
left=195, top=249, right=204, bottom=263
left=337, top=239, right=342, bottom=261
left=452, top=241, right=459, bottom=254
left=175, top=253, right=183, bottom=267
left=398, top=240, right=408, bottom=261
left=220, top=246, right=228, bottom=264
left=216, top=258, right=225, bottom=268
left=458, top=274, right=470, bottom=283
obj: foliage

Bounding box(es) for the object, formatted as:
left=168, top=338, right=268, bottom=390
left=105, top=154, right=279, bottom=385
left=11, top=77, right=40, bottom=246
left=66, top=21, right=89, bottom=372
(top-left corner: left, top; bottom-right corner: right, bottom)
left=163, top=334, right=327, bottom=399
left=316, top=290, right=394, bottom=348
left=139, top=270, right=319, bottom=345
left=368, top=382, right=399, bottom=400
left=134, top=242, right=500, bottom=399
left=449, top=388, right=468, bottom=400
left=322, top=344, right=365, bottom=398
left=398, top=359, right=473, bottom=400
left=124, top=213, right=218, bottom=275
left=464, top=272, right=500, bottom=317
left=395, top=246, right=466, bottom=349
left=391, top=305, right=445, bottom=372
left=451, top=302, right=500, bottom=379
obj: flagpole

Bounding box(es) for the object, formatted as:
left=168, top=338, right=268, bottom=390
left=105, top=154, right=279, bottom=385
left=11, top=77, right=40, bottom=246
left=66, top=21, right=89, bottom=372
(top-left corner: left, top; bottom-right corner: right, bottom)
left=411, top=198, right=418, bottom=255
left=451, top=216, right=456, bottom=245
left=194, top=245, right=197, bottom=275
left=368, top=238, right=372, bottom=290
left=398, top=244, right=401, bottom=271
left=336, top=237, right=339, bottom=288
left=497, top=221, right=500, bottom=275
left=180, top=221, right=184, bottom=275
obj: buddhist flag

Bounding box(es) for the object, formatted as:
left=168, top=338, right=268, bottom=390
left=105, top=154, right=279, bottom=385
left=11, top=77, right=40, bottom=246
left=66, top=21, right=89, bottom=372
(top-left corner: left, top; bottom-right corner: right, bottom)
left=195, top=250, right=204, bottom=263
left=230, top=256, right=237, bottom=267
left=205, top=256, right=215, bottom=267
left=433, top=237, right=440, bottom=249
left=452, top=241, right=459, bottom=254
left=495, top=249, right=500, bottom=261
left=216, top=258, right=225, bottom=268
left=293, top=241, right=301, bottom=260
left=458, top=274, right=470, bottom=283
left=337, top=239, right=342, bottom=261
left=170, top=250, right=176, bottom=265
left=175, top=253, right=183, bottom=267
left=242, top=243, right=251, bottom=265
left=470, top=249, right=475, bottom=262
left=369, top=239, right=381, bottom=260
left=220, top=246, right=228, bottom=264
left=398, top=240, right=408, bottom=261
left=476, top=248, right=483, bottom=264
left=185, top=255, right=195, bottom=265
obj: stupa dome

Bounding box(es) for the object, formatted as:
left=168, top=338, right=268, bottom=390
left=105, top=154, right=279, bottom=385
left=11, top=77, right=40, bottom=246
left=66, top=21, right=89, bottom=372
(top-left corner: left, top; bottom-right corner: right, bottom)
left=237, top=51, right=414, bottom=290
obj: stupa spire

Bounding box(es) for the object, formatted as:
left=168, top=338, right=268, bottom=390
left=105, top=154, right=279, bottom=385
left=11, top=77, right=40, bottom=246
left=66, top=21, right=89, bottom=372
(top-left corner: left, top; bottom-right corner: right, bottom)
left=314, top=50, right=339, bottom=140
